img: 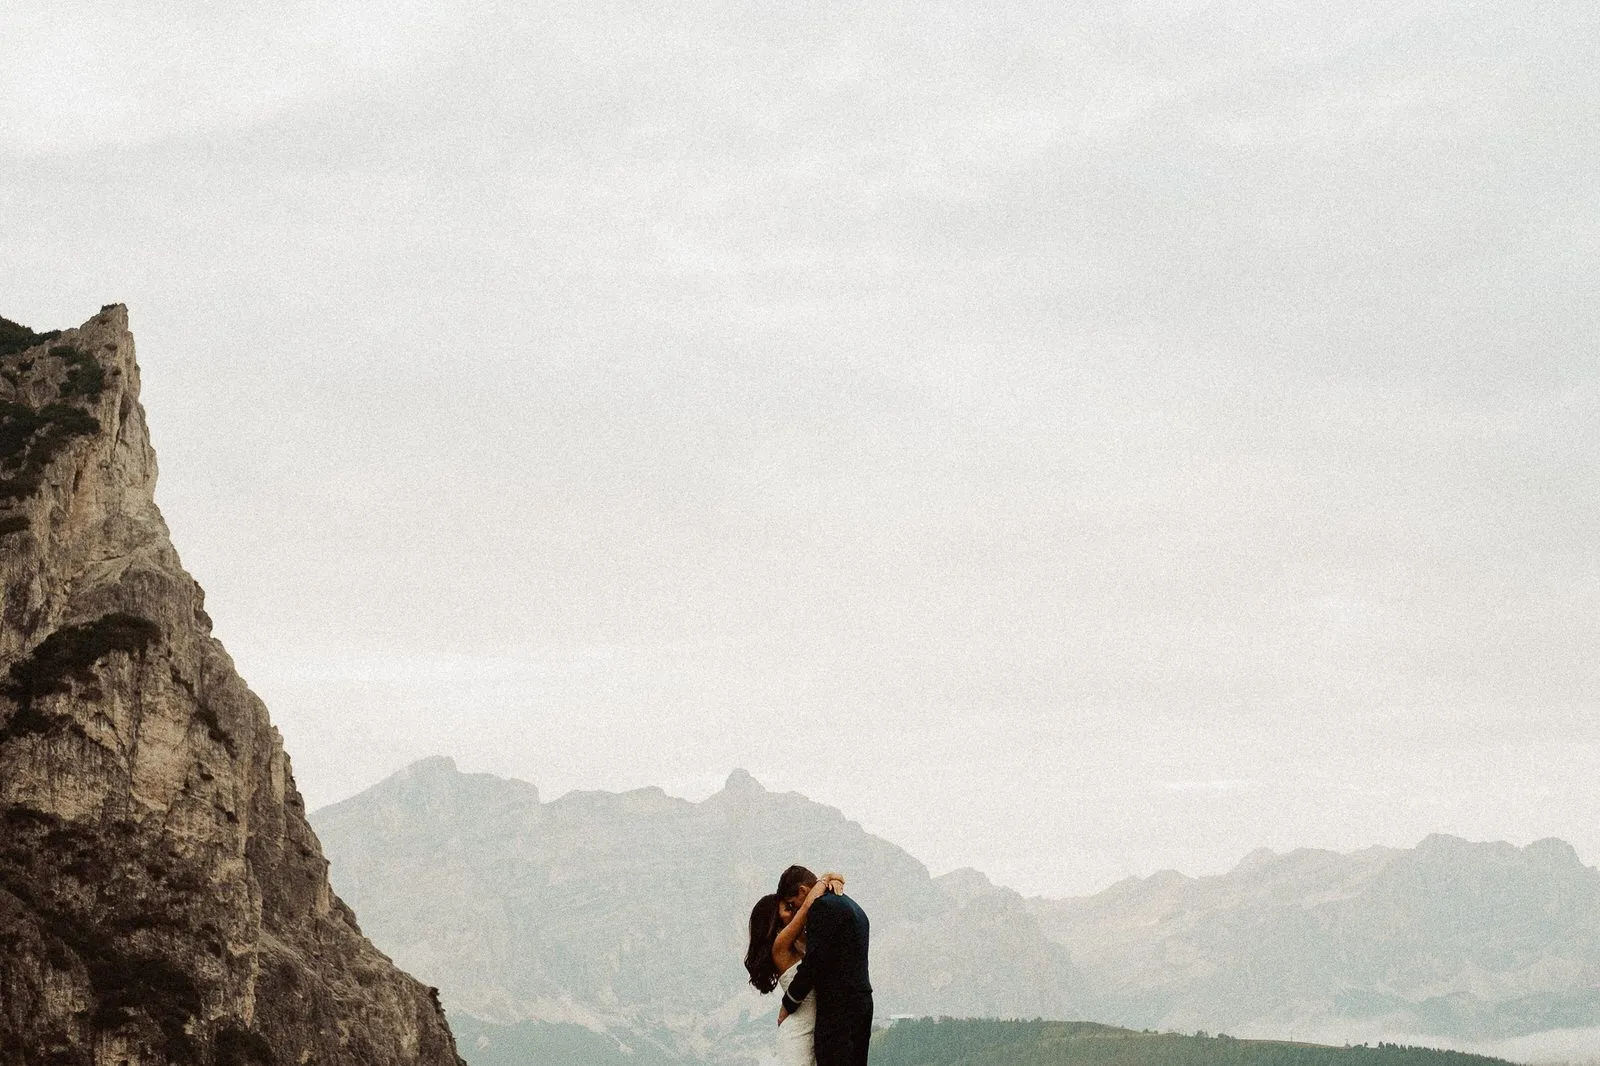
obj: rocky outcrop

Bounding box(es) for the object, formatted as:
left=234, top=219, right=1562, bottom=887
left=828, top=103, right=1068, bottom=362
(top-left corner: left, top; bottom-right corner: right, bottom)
left=0, top=308, right=463, bottom=1065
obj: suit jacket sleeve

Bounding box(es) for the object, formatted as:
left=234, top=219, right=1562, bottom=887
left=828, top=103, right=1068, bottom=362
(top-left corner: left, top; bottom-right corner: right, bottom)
left=781, top=894, right=841, bottom=1013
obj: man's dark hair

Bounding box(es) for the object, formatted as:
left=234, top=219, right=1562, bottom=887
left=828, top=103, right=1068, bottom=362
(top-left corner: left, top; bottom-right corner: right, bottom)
left=777, top=865, right=817, bottom=901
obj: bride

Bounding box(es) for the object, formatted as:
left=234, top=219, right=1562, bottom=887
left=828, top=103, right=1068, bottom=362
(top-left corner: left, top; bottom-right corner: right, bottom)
left=743, top=873, right=846, bottom=1066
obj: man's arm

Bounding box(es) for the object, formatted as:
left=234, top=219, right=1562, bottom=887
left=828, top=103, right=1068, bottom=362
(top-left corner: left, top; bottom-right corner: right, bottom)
left=780, top=894, right=842, bottom=1014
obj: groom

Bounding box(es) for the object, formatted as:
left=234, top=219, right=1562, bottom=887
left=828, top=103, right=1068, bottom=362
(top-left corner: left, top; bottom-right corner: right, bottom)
left=776, top=864, right=874, bottom=1066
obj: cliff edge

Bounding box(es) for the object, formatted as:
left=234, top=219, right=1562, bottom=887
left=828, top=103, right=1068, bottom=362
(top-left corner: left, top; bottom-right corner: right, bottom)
left=0, top=307, right=463, bottom=1065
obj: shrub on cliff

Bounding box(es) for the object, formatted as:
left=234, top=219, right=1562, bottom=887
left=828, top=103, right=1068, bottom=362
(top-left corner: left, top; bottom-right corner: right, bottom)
left=0, top=315, right=59, bottom=359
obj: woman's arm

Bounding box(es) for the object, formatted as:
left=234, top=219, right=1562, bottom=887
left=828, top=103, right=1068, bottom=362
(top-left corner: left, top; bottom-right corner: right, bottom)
left=772, top=874, right=845, bottom=960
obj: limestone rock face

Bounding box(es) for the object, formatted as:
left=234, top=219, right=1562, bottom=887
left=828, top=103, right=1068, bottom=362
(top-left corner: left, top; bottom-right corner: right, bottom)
left=0, top=307, right=464, bottom=1066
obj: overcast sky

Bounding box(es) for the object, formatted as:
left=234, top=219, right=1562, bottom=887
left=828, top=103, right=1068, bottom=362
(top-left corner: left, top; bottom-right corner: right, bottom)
left=4, top=0, right=1596, bottom=895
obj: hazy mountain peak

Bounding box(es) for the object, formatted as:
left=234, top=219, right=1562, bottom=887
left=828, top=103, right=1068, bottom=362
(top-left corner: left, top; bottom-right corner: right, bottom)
left=722, top=767, right=764, bottom=793
left=1412, top=833, right=1523, bottom=864
left=1402, top=833, right=1585, bottom=871
left=548, top=784, right=689, bottom=816
left=1233, top=846, right=1279, bottom=872
left=317, top=754, right=539, bottom=828
left=1525, top=837, right=1582, bottom=866
left=934, top=867, right=999, bottom=905
left=404, top=754, right=460, bottom=778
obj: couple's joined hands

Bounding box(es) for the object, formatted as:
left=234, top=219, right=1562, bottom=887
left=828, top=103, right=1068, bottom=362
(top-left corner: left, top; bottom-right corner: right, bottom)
left=807, top=872, right=845, bottom=904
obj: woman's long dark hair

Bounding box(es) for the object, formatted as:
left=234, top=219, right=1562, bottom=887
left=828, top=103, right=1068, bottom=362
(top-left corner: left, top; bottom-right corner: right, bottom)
left=744, top=893, right=781, bottom=993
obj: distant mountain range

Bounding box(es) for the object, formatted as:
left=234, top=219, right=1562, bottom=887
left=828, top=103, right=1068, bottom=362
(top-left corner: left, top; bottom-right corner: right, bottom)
left=311, top=758, right=1600, bottom=1064
left=1030, top=834, right=1600, bottom=1043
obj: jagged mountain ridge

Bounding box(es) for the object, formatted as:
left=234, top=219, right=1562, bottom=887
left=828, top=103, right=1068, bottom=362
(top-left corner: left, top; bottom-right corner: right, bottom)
left=0, top=309, right=462, bottom=1065
left=1030, top=834, right=1600, bottom=1042
left=311, top=758, right=1079, bottom=1064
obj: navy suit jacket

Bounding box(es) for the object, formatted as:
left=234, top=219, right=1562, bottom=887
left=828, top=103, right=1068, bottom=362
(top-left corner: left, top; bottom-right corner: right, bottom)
left=781, top=890, right=871, bottom=1013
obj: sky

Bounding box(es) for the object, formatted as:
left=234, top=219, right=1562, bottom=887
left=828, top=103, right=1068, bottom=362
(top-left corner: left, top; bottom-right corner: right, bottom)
left=3, top=0, right=1596, bottom=896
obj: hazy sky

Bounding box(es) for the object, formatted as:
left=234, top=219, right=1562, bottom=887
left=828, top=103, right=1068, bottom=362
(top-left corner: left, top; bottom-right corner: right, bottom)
left=4, top=0, right=1596, bottom=895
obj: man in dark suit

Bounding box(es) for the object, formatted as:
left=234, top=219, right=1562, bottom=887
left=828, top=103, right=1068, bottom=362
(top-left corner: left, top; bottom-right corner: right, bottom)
left=776, top=864, right=873, bottom=1066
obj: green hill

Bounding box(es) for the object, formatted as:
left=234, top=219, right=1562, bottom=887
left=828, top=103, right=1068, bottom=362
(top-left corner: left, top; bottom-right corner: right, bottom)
left=869, top=1019, right=1512, bottom=1066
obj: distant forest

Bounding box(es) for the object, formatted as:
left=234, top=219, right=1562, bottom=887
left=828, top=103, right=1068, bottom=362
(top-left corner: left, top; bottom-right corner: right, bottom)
left=869, top=1019, right=1512, bottom=1066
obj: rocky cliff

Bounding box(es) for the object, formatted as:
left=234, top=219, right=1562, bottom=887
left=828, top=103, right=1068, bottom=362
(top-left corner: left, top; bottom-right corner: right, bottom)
left=0, top=307, right=463, bottom=1066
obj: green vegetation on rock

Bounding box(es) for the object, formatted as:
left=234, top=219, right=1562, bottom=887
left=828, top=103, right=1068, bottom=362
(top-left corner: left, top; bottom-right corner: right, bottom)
left=3, top=612, right=163, bottom=709
left=52, top=345, right=105, bottom=401
left=0, top=315, right=59, bottom=359
left=0, top=337, right=110, bottom=502
left=0, top=399, right=101, bottom=500
left=0, top=611, right=163, bottom=746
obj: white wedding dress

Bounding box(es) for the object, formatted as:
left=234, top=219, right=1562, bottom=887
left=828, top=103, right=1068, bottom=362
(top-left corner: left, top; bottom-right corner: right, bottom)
left=775, top=962, right=816, bottom=1066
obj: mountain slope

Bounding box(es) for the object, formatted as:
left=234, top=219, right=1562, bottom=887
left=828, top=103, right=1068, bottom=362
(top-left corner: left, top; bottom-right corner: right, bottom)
left=0, top=308, right=462, bottom=1065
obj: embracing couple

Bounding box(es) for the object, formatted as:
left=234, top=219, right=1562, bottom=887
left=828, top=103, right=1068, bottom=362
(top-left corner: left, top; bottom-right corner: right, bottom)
left=744, top=865, right=874, bottom=1066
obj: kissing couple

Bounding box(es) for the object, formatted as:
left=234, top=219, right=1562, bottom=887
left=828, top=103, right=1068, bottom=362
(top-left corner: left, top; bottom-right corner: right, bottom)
left=744, top=865, right=874, bottom=1066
